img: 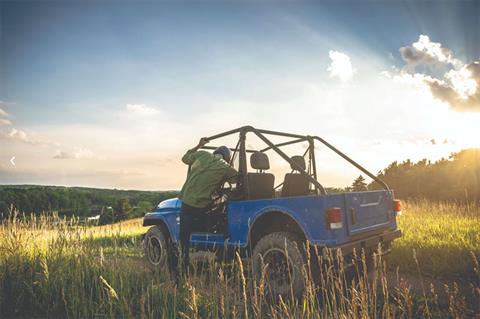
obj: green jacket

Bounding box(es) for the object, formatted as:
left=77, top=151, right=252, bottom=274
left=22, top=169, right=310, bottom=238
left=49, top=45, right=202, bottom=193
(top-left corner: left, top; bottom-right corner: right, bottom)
left=179, top=149, right=237, bottom=208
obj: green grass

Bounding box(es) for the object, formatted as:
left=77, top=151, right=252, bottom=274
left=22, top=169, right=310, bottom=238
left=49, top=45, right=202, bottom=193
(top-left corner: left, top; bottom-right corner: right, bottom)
left=0, top=202, right=479, bottom=318
left=388, top=200, right=480, bottom=278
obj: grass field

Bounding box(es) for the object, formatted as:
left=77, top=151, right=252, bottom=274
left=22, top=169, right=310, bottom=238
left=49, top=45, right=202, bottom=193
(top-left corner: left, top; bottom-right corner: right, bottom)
left=0, top=201, right=479, bottom=318
left=389, top=200, right=480, bottom=278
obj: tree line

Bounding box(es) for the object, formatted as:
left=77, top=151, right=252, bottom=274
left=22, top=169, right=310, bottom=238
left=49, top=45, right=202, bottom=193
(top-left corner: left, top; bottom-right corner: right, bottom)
left=350, top=148, right=480, bottom=202
left=0, top=185, right=178, bottom=222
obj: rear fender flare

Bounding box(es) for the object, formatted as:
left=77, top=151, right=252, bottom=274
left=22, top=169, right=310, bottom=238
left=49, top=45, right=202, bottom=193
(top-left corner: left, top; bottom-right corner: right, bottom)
left=246, top=206, right=311, bottom=246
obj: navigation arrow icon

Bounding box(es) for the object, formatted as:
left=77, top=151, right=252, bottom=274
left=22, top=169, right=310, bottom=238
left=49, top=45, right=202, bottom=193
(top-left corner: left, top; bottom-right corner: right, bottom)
left=10, top=156, right=15, bottom=167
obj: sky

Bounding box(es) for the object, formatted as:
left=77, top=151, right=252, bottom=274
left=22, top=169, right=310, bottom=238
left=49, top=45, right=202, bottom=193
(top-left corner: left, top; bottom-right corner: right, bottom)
left=0, top=0, right=479, bottom=190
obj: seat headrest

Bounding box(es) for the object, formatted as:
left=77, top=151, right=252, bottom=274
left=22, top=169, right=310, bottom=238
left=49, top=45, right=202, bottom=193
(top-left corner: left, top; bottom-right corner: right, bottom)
left=250, top=152, right=270, bottom=170
left=290, top=155, right=306, bottom=171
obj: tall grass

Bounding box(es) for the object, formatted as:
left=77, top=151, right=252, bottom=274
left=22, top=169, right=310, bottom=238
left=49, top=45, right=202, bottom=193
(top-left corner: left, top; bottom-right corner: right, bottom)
left=389, top=200, right=480, bottom=278
left=0, top=202, right=479, bottom=318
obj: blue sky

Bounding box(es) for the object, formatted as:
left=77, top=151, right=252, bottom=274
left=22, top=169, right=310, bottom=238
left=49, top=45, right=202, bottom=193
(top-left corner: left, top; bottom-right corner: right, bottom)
left=1, top=1, right=479, bottom=189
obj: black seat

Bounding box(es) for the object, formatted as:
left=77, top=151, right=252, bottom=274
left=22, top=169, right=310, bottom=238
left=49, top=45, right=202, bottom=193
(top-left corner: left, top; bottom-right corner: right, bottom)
left=247, top=152, right=275, bottom=200
left=281, top=156, right=310, bottom=197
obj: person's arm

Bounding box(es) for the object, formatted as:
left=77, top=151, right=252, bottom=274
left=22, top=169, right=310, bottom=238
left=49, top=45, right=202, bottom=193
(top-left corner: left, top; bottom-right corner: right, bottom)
left=181, top=137, right=209, bottom=164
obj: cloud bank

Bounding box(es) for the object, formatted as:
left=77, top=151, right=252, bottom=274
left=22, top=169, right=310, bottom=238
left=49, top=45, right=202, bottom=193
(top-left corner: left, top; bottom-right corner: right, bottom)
left=53, top=147, right=103, bottom=160
left=398, top=35, right=479, bottom=111
left=399, top=35, right=462, bottom=68
left=0, top=128, right=51, bottom=146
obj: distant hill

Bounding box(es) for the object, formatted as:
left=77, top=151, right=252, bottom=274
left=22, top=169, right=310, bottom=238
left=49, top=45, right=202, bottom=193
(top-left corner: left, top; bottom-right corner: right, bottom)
left=0, top=185, right=178, bottom=218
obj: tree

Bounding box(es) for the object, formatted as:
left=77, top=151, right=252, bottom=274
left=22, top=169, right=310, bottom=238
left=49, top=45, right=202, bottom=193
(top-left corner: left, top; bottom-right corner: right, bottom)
left=133, top=201, right=153, bottom=217
left=0, top=201, right=9, bottom=219
left=351, top=175, right=368, bottom=192
left=114, top=198, right=132, bottom=221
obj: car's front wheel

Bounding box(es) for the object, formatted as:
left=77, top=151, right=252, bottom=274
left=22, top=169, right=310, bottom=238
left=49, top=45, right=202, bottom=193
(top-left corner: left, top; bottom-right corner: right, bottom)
left=251, top=232, right=306, bottom=298
left=143, top=226, right=170, bottom=272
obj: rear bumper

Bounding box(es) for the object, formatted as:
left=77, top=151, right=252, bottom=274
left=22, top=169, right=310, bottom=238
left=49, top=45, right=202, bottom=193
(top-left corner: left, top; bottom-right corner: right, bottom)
left=334, top=229, right=402, bottom=256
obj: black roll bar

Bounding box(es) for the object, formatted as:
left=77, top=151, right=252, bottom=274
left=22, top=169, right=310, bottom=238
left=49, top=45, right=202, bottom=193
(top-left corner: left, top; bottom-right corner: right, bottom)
left=203, top=125, right=389, bottom=192
left=256, top=128, right=306, bottom=139
left=308, top=138, right=318, bottom=182
left=312, top=136, right=389, bottom=190
left=260, top=137, right=308, bottom=152
left=202, top=145, right=258, bottom=154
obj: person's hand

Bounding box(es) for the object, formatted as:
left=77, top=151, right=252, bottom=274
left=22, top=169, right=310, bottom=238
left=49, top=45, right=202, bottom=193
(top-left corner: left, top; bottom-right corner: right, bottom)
left=198, top=137, right=209, bottom=147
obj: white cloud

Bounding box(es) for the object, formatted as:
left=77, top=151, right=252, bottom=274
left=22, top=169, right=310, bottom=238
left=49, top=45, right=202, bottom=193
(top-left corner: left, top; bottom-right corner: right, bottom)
left=399, top=34, right=462, bottom=68
left=444, top=65, right=478, bottom=99
left=125, top=104, right=161, bottom=116
left=53, top=147, right=104, bottom=160
left=52, top=151, right=72, bottom=159
left=396, top=35, right=480, bottom=111
left=327, top=50, right=355, bottom=82
left=424, top=62, right=479, bottom=111
left=0, top=128, right=51, bottom=145
left=0, top=118, right=11, bottom=126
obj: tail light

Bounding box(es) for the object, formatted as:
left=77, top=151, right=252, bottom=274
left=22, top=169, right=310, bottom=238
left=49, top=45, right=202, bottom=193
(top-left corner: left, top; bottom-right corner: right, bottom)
left=393, top=199, right=402, bottom=214
left=326, top=207, right=343, bottom=229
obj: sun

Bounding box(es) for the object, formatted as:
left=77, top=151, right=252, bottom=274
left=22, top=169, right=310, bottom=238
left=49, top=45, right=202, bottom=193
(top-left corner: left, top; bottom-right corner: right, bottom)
left=441, top=110, right=480, bottom=147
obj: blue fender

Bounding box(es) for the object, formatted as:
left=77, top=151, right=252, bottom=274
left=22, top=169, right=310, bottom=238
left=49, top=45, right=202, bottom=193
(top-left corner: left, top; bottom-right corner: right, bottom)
left=143, top=198, right=181, bottom=243
left=245, top=205, right=312, bottom=246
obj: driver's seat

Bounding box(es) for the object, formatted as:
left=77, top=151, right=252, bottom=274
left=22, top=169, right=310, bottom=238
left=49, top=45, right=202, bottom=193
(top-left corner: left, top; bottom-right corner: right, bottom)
left=247, top=152, right=275, bottom=200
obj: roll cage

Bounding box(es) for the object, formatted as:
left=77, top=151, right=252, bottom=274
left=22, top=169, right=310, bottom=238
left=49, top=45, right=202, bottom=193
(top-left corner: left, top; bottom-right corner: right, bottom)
left=200, top=126, right=389, bottom=199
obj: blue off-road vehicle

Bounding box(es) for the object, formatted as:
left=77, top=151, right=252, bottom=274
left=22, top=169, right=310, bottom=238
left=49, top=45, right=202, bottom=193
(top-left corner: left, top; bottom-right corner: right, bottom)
left=143, top=126, right=402, bottom=296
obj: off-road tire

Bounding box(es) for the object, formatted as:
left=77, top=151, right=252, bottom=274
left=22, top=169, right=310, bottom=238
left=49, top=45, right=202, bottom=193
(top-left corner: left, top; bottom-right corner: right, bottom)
left=252, top=232, right=306, bottom=299
left=143, top=226, right=171, bottom=272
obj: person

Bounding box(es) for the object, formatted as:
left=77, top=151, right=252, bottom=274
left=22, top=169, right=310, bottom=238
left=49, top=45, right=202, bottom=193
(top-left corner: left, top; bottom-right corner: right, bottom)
left=175, top=137, right=237, bottom=278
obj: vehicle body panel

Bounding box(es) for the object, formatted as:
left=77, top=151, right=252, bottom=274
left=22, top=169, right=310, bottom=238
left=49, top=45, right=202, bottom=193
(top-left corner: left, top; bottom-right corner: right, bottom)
left=344, top=191, right=394, bottom=236
left=143, top=189, right=399, bottom=250
left=143, top=198, right=180, bottom=242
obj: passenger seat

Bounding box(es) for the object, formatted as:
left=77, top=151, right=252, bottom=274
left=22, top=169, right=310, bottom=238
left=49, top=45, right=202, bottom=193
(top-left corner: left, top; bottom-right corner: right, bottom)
left=281, top=156, right=310, bottom=197
left=247, top=152, right=275, bottom=200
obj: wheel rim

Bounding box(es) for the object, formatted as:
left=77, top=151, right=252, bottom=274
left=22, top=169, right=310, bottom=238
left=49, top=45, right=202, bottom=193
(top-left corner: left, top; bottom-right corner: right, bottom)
left=262, top=247, right=294, bottom=292
left=146, top=236, right=163, bottom=265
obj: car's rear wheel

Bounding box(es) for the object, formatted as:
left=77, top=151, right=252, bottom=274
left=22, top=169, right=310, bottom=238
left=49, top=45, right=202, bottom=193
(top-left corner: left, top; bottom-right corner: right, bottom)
left=252, top=232, right=306, bottom=299
left=144, top=226, right=170, bottom=272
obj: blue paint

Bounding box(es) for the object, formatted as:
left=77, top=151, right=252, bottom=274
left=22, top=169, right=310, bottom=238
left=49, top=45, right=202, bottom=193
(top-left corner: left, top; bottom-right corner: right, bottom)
left=143, top=189, right=399, bottom=248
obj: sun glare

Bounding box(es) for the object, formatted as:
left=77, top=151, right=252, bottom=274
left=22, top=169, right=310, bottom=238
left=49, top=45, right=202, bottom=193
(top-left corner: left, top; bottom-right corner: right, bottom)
left=430, top=108, right=480, bottom=150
